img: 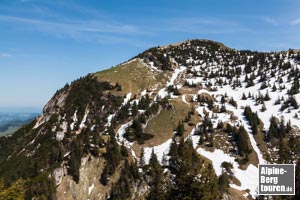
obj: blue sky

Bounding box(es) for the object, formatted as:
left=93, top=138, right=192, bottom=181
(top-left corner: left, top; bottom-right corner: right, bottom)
left=0, top=0, right=300, bottom=112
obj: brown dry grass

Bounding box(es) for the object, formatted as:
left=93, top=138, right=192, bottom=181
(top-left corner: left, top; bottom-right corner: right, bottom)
left=132, top=96, right=200, bottom=157
left=228, top=187, right=250, bottom=200
left=213, top=131, right=232, bottom=153
left=253, top=121, right=270, bottom=162
left=143, top=98, right=191, bottom=145
left=231, top=176, right=241, bottom=187
left=179, top=87, right=199, bottom=95
left=94, top=59, right=170, bottom=96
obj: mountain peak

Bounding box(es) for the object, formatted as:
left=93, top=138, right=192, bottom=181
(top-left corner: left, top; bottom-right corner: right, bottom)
left=1, top=40, right=300, bottom=200
left=160, top=39, right=232, bottom=51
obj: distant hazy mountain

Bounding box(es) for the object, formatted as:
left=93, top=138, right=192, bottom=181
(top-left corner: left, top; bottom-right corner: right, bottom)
left=0, top=113, right=39, bottom=136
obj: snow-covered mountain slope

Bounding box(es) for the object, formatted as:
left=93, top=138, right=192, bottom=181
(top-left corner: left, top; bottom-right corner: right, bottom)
left=121, top=39, right=300, bottom=198
left=0, top=39, right=299, bottom=200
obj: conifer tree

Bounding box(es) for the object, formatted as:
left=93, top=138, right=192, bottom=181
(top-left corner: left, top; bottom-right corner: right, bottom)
left=132, top=101, right=138, bottom=116
left=242, top=93, right=247, bottom=100
left=168, top=137, right=178, bottom=169
left=146, top=150, right=166, bottom=200
left=290, top=96, right=298, bottom=109
left=235, top=126, right=250, bottom=157
left=261, top=102, right=266, bottom=112
left=175, top=121, right=184, bottom=137
left=169, top=138, right=219, bottom=199
left=221, top=96, right=226, bottom=104
left=198, top=136, right=204, bottom=145
left=218, top=173, right=230, bottom=193
left=139, top=147, right=145, bottom=167
left=264, top=90, right=271, bottom=101
left=272, top=83, right=277, bottom=92
left=278, top=140, right=292, bottom=163
left=290, top=74, right=300, bottom=95
left=268, top=116, right=278, bottom=140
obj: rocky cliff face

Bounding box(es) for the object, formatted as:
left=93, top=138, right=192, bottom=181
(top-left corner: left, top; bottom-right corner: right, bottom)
left=0, top=39, right=300, bottom=200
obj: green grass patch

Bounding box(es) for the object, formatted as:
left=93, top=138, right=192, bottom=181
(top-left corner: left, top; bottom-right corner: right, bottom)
left=144, top=99, right=190, bottom=146
left=94, top=59, right=169, bottom=95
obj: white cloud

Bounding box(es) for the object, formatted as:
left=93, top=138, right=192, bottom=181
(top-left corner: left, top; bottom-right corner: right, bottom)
left=290, top=19, right=300, bottom=25
left=166, top=17, right=239, bottom=27
left=0, top=14, right=139, bottom=35
left=0, top=53, right=12, bottom=57
left=261, top=16, right=279, bottom=26
left=159, top=17, right=249, bottom=34
left=0, top=14, right=155, bottom=46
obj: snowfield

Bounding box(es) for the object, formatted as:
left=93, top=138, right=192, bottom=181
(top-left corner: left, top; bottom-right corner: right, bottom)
left=155, top=66, right=186, bottom=100
left=123, top=93, right=132, bottom=106
left=115, top=120, right=137, bottom=158
left=109, top=44, right=300, bottom=198
left=197, top=148, right=259, bottom=198
left=144, top=138, right=172, bottom=165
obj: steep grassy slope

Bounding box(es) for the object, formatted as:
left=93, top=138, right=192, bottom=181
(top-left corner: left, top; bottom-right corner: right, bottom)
left=94, top=59, right=170, bottom=95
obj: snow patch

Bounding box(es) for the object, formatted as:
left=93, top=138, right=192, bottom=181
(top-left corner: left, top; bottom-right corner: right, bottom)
left=155, top=66, right=186, bottom=101
left=182, top=94, right=189, bottom=104
left=167, top=66, right=186, bottom=86
left=70, top=110, right=78, bottom=130
left=56, top=121, right=68, bottom=141
left=197, top=148, right=258, bottom=198
left=88, top=183, right=94, bottom=195
left=115, top=121, right=137, bottom=158
left=123, top=93, right=132, bottom=106
left=140, top=89, right=147, bottom=97
left=106, top=114, right=115, bottom=127
left=144, top=138, right=172, bottom=165
left=79, top=110, right=89, bottom=129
